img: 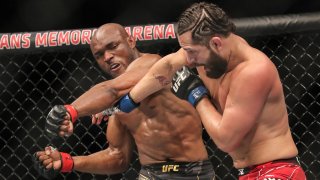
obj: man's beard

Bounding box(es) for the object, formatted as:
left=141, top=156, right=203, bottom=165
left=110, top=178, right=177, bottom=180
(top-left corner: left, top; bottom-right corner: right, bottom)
left=204, top=50, right=228, bottom=79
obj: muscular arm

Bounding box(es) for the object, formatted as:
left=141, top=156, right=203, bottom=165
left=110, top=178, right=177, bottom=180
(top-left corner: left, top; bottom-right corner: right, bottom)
left=130, top=48, right=188, bottom=103
left=71, top=54, right=161, bottom=117
left=196, top=63, right=274, bottom=152
left=72, top=116, right=134, bottom=174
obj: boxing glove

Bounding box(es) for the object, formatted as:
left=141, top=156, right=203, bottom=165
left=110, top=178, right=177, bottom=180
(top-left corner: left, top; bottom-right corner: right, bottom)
left=33, top=146, right=74, bottom=179
left=45, top=105, right=78, bottom=138
left=171, top=66, right=208, bottom=107
left=115, top=93, right=140, bottom=113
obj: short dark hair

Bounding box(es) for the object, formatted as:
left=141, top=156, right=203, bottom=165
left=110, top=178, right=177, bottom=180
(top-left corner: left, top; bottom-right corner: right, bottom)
left=177, top=2, right=236, bottom=45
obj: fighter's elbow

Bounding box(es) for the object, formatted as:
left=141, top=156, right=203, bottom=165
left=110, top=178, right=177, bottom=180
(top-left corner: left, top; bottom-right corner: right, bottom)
left=216, top=135, right=242, bottom=153
left=102, top=161, right=129, bottom=175
left=104, top=151, right=131, bottom=175
left=116, top=159, right=130, bottom=173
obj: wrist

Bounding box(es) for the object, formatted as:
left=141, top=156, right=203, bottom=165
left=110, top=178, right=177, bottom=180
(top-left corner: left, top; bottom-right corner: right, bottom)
left=60, top=152, right=74, bottom=172
left=194, top=95, right=210, bottom=109
left=118, top=93, right=140, bottom=113
left=188, top=86, right=208, bottom=107
left=64, top=105, right=78, bottom=123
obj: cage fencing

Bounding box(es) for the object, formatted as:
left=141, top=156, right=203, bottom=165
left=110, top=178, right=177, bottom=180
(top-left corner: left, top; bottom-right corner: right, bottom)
left=0, top=12, right=319, bottom=180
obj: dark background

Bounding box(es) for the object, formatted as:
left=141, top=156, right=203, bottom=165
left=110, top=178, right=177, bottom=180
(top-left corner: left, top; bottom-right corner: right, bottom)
left=0, top=0, right=319, bottom=179
left=1, top=0, right=320, bottom=33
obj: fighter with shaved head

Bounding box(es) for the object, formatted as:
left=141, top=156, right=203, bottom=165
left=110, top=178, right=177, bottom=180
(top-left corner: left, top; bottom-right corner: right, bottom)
left=34, top=23, right=215, bottom=180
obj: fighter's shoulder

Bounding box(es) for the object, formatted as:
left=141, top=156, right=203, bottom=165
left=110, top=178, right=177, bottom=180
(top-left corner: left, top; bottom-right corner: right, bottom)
left=246, top=56, right=276, bottom=76
left=137, top=53, right=162, bottom=63
left=236, top=57, right=277, bottom=86
left=126, top=53, right=161, bottom=71
left=141, top=53, right=162, bottom=60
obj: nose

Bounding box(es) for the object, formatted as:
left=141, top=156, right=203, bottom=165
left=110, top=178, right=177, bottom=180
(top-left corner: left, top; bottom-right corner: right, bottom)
left=186, top=56, right=195, bottom=63
left=103, top=51, right=113, bottom=62
left=185, top=57, right=197, bottom=66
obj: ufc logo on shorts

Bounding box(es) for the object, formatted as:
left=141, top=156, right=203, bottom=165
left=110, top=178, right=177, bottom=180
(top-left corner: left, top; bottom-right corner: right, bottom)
left=162, top=165, right=179, bottom=172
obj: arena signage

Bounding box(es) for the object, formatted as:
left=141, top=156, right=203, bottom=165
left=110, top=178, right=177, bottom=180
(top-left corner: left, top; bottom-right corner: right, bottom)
left=125, top=24, right=176, bottom=41
left=1, top=11, right=319, bottom=54
left=0, top=23, right=177, bottom=52
left=0, top=30, right=95, bottom=50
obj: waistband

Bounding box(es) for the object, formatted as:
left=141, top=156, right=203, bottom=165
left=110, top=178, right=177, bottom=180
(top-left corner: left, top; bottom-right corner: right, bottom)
left=237, top=157, right=301, bottom=176
left=141, top=160, right=212, bottom=173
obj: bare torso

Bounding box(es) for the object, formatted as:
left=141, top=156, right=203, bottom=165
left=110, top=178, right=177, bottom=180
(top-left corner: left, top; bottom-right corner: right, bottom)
left=197, top=47, right=298, bottom=168
left=113, top=63, right=208, bottom=165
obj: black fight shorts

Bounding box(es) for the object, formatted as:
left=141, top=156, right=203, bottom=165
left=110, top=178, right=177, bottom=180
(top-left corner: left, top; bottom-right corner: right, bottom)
left=138, top=160, right=215, bottom=180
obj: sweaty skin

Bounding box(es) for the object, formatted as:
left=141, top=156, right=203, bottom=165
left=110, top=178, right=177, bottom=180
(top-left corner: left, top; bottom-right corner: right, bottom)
left=193, top=36, right=298, bottom=168
left=74, top=27, right=208, bottom=166
left=37, top=23, right=208, bottom=175
left=127, top=31, right=298, bottom=169
left=129, top=48, right=188, bottom=103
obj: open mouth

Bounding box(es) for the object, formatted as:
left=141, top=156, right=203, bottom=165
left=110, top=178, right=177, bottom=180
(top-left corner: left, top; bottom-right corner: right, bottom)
left=110, top=63, right=121, bottom=71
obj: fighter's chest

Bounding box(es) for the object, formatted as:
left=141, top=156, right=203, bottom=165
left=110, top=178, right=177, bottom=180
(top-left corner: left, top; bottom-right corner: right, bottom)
left=114, top=94, right=166, bottom=130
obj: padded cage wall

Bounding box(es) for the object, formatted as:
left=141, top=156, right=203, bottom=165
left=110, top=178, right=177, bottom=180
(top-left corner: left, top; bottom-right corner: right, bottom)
left=0, top=12, right=319, bottom=180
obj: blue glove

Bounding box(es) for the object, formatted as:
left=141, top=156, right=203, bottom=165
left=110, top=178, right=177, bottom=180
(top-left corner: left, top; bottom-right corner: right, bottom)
left=171, top=66, right=208, bottom=107
left=116, top=93, right=140, bottom=113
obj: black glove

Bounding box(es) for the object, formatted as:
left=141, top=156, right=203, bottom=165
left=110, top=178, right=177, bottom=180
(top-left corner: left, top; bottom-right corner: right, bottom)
left=45, top=105, right=78, bottom=138
left=33, top=154, right=59, bottom=179
left=33, top=147, right=59, bottom=179
left=171, top=66, right=208, bottom=107
left=33, top=146, right=74, bottom=179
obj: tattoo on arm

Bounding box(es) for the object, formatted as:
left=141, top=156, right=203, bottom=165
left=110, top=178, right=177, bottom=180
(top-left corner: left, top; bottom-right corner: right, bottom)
left=154, top=75, right=171, bottom=86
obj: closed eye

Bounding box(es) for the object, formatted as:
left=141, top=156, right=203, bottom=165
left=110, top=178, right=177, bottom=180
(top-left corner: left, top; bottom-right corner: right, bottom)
left=107, top=42, right=118, bottom=50
left=94, top=51, right=103, bottom=59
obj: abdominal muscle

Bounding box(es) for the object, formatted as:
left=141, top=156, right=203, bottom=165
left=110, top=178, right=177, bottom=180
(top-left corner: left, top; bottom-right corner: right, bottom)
left=123, top=90, right=209, bottom=165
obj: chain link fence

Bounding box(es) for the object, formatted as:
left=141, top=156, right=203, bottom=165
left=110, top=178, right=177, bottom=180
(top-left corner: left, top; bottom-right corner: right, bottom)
left=1, top=22, right=319, bottom=179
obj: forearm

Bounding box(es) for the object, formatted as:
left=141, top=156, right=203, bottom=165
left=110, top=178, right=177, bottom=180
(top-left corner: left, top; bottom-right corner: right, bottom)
left=129, top=61, right=172, bottom=102
left=196, top=98, right=229, bottom=152
left=71, top=83, right=121, bottom=117
left=130, top=50, right=187, bottom=103
left=72, top=148, right=129, bottom=175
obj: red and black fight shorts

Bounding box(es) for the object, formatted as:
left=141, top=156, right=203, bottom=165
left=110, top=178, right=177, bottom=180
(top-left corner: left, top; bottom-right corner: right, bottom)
left=237, top=157, right=306, bottom=180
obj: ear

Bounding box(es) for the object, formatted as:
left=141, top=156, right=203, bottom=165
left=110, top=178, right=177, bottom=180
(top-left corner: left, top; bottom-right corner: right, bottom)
left=127, top=35, right=136, bottom=48
left=209, top=37, right=222, bottom=51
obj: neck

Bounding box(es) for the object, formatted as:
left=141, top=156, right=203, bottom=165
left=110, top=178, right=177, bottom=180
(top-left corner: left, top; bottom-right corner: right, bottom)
left=225, top=34, right=248, bottom=72
left=133, top=48, right=142, bottom=59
